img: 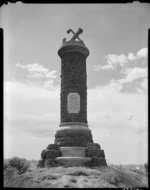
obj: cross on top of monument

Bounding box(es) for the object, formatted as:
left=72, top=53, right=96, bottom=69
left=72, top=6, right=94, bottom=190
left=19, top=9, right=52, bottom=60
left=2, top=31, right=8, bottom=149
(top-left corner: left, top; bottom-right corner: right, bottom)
left=62, top=28, right=84, bottom=45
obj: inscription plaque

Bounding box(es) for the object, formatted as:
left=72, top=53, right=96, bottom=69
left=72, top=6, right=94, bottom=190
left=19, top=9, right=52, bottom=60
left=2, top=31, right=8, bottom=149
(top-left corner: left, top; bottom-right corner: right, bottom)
left=67, top=93, right=80, bottom=113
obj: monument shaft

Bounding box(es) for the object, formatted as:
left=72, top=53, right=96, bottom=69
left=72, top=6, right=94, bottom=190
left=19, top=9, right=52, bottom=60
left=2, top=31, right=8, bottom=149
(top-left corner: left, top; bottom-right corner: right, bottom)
left=55, top=31, right=93, bottom=147
left=59, top=49, right=88, bottom=124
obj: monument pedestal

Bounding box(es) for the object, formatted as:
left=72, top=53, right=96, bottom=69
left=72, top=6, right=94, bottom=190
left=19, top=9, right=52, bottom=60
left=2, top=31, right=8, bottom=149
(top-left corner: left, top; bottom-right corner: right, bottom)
left=52, top=123, right=107, bottom=167
left=38, top=123, right=107, bottom=167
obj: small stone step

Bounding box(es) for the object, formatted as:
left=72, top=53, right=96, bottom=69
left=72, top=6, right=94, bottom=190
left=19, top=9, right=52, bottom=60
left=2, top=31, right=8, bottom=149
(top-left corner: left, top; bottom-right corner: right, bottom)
left=60, top=147, right=87, bottom=157
left=55, top=157, right=91, bottom=167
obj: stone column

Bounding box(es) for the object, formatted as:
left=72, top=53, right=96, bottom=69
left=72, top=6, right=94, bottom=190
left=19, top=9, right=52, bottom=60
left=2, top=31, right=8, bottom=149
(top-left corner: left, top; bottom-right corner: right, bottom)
left=38, top=29, right=107, bottom=168
left=54, top=40, right=93, bottom=147
left=59, top=43, right=88, bottom=124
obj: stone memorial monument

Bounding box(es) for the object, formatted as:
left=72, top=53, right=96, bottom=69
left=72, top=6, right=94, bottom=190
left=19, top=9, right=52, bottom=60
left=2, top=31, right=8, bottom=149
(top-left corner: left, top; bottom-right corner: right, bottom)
left=38, top=28, right=107, bottom=168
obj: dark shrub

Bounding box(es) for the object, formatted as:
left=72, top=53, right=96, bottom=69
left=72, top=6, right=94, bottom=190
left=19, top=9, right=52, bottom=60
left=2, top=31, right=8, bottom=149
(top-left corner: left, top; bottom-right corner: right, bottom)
left=41, top=175, right=57, bottom=180
left=8, top=157, right=30, bottom=174
left=4, top=161, right=9, bottom=170
left=69, top=171, right=88, bottom=176
left=144, top=162, right=148, bottom=173
left=4, top=165, right=19, bottom=177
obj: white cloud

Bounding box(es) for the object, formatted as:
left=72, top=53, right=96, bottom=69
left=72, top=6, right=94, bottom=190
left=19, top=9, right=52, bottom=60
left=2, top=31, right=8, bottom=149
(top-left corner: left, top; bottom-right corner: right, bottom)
left=16, top=63, right=57, bottom=79
left=127, top=52, right=136, bottom=62
left=45, top=70, right=57, bottom=79
left=28, top=73, right=44, bottom=79
left=93, top=47, right=147, bottom=71
left=43, top=79, right=55, bottom=89
left=93, top=48, right=148, bottom=94
left=93, top=64, right=116, bottom=71
left=16, top=62, right=48, bottom=73
left=103, top=67, right=148, bottom=94
left=16, top=63, right=59, bottom=90
left=136, top=48, right=148, bottom=58
left=106, top=54, right=128, bottom=67
left=140, top=78, right=148, bottom=91
left=136, top=78, right=148, bottom=93
left=4, top=80, right=59, bottom=100
left=119, top=67, right=147, bottom=84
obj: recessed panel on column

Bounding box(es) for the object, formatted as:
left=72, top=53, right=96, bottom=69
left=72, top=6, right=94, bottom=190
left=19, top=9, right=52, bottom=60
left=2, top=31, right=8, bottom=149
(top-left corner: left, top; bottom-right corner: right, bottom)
left=67, top=93, right=80, bottom=113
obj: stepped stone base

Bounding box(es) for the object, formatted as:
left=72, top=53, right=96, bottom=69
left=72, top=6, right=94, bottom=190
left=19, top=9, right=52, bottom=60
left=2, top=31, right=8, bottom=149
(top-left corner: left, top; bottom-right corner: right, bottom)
left=60, top=147, right=87, bottom=157
left=55, top=157, right=91, bottom=167
left=39, top=124, right=107, bottom=167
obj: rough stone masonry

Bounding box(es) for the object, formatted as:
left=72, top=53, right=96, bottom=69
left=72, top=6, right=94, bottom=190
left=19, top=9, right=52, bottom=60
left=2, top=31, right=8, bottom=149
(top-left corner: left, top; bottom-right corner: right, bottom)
left=38, top=28, right=107, bottom=167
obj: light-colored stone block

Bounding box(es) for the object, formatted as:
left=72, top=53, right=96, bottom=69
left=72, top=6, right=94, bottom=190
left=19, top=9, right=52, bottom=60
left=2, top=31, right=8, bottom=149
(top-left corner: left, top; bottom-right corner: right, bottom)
left=55, top=157, right=91, bottom=167
left=60, top=147, right=87, bottom=157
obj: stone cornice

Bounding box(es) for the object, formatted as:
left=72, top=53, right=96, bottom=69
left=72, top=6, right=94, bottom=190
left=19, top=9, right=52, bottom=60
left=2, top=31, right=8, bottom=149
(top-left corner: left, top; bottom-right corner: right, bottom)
left=58, top=43, right=89, bottom=58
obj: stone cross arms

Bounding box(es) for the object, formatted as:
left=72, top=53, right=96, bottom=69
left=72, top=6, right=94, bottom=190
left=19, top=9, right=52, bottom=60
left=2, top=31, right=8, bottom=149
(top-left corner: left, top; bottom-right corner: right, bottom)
left=63, top=28, right=84, bottom=44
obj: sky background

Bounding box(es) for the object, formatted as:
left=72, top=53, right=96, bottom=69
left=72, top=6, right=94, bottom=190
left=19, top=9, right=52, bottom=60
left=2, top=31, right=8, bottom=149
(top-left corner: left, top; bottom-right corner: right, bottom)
left=1, top=2, right=149, bottom=164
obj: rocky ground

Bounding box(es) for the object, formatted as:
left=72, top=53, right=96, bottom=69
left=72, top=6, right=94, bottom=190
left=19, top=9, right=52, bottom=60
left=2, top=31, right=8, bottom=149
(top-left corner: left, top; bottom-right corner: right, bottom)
left=4, top=160, right=148, bottom=188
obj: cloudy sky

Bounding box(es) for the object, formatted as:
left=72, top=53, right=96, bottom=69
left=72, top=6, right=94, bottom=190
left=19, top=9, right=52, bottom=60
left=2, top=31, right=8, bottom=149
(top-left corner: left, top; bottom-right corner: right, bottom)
left=1, top=2, right=149, bottom=164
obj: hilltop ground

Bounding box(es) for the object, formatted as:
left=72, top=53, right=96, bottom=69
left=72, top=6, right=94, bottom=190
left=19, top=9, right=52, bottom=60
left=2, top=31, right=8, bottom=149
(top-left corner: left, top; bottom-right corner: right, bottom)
left=4, top=159, right=148, bottom=188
